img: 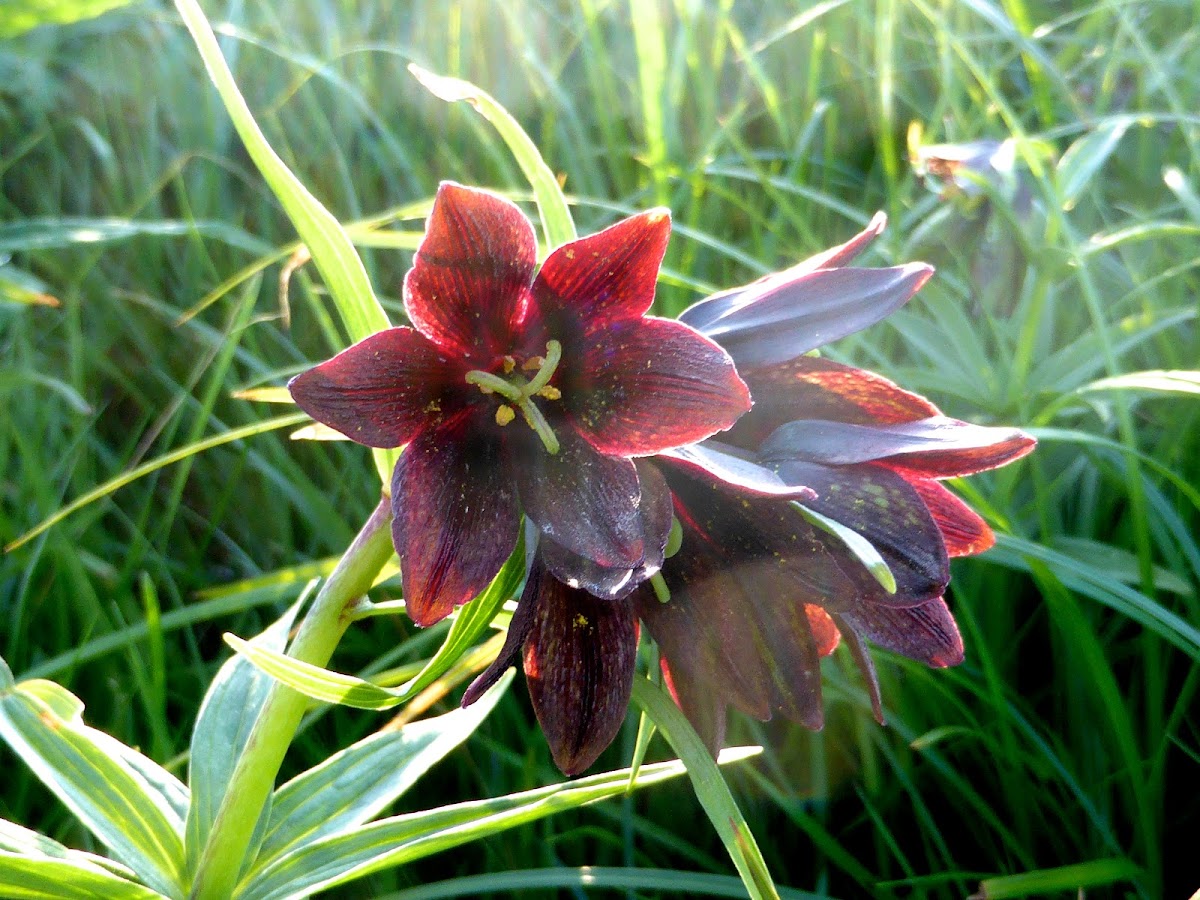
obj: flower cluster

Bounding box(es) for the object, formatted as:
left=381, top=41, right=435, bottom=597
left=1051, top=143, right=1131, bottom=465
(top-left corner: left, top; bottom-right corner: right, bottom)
left=291, top=185, right=1034, bottom=775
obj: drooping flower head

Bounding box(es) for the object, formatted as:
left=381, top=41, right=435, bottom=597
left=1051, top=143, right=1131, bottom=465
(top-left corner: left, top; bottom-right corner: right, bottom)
left=290, top=183, right=751, bottom=625
left=468, top=213, right=1035, bottom=772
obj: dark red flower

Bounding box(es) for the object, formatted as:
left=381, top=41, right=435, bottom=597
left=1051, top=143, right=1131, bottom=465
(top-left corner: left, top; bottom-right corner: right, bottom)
left=468, top=214, right=1034, bottom=771
left=290, top=183, right=750, bottom=625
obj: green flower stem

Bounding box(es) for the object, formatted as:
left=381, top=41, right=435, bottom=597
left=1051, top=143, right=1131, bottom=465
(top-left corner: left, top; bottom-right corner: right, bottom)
left=189, top=497, right=395, bottom=900
left=464, top=370, right=524, bottom=404
left=517, top=398, right=560, bottom=455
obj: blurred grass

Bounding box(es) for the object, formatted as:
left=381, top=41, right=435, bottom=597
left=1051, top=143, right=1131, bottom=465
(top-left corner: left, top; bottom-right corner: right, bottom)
left=1, top=0, right=1197, bottom=897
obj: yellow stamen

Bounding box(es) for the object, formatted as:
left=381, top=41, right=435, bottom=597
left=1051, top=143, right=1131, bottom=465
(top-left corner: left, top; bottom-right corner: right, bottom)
left=495, top=405, right=516, bottom=426
left=537, top=385, right=562, bottom=401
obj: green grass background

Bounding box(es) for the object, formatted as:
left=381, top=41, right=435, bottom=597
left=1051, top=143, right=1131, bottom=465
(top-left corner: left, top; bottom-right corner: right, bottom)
left=2, top=1, right=1197, bottom=897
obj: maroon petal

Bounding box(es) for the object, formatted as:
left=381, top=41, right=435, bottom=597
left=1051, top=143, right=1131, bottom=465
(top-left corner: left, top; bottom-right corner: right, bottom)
left=288, top=327, right=465, bottom=448
left=462, top=560, right=541, bottom=706
left=569, top=317, right=751, bottom=456
left=659, top=440, right=817, bottom=499
left=404, top=182, right=536, bottom=362
left=837, top=597, right=965, bottom=667
left=532, top=208, right=670, bottom=328
left=523, top=568, right=639, bottom=775
left=538, top=461, right=673, bottom=600
left=832, top=618, right=885, bottom=724
left=391, top=414, right=520, bottom=626
left=679, top=212, right=889, bottom=333
left=514, top=429, right=645, bottom=571
left=774, top=459, right=950, bottom=606
left=728, top=356, right=939, bottom=448
left=759, top=416, right=1037, bottom=478
left=911, top=479, right=995, bottom=557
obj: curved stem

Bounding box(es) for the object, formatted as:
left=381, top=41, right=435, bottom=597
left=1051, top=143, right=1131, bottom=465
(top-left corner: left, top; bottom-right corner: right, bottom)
left=517, top=398, right=560, bottom=455
left=189, top=498, right=395, bottom=900
left=524, top=339, right=562, bottom=396
left=465, top=370, right=524, bottom=404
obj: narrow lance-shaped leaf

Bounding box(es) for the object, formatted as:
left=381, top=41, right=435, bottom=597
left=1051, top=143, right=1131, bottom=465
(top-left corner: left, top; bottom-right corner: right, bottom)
left=247, top=671, right=515, bottom=876
left=0, top=662, right=186, bottom=897
left=0, top=854, right=169, bottom=900
left=235, top=750, right=759, bottom=900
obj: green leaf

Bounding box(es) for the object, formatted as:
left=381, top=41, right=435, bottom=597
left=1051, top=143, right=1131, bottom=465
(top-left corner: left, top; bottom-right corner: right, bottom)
left=393, top=526, right=526, bottom=699
left=0, top=852, right=168, bottom=900
left=247, top=671, right=514, bottom=876
left=1079, top=369, right=1200, bottom=397
left=791, top=502, right=897, bottom=594
left=1056, top=118, right=1132, bottom=210
left=0, top=0, right=136, bottom=38
left=973, top=857, right=1140, bottom=899
left=183, top=599, right=304, bottom=878
left=0, top=663, right=186, bottom=897
left=408, top=65, right=576, bottom=250
left=0, top=217, right=271, bottom=256
left=226, top=531, right=526, bottom=710
left=630, top=677, right=780, bottom=900
left=235, top=750, right=758, bottom=900
left=173, top=0, right=395, bottom=483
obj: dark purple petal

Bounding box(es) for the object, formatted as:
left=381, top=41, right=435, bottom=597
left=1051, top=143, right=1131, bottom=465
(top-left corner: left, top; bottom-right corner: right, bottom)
left=288, top=327, right=465, bottom=448
left=661, top=657, right=727, bottom=758
left=569, top=317, right=751, bottom=456
left=911, top=479, right=995, bottom=557
left=515, top=429, right=645, bottom=571
left=727, top=356, right=940, bottom=448
left=538, top=461, right=672, bottom=600
left=532, top=208, right=670, bottom=328
left=837, top=597, right=965, bottom=667
left=831, top=617, right=884, bottom=724
left=391, top=414, right=519, bottom=626
left=691, top=265, right=933, bottom=369
left=523, top=569, right=639, bottom=775
left=659, top=441, right=817, bottom=499
left=759, top=416, right=1037, bottom=477
left=462, top=562, right=541, bottom=707
left=775, top=459, right=950, bottom=606
left=679, top=212, right=888, bottom=332
left=404, top=182, right=537, bottom=362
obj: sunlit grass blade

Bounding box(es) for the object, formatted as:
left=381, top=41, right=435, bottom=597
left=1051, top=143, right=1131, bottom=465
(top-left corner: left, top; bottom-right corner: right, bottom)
left=792, top=501, right=897, bottom=594
left=970, top=857, right=1140, bottom=899
left=4, top=412, right=308, bottom=553
left=630, top=677, right=779, bottom=900
left=408, top=64, right=576, bottom=250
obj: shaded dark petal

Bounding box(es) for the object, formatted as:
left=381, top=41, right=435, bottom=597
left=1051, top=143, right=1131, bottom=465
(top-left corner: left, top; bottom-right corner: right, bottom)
left=461, top=567, right=540, bottom=706
left=404, top=182, right=536, bottom=361
left=831, top=616, right=885, bottom=724
left=759, top=416, right=1037, bottom=477
left=288, top=327, right=465, bottom=448
left=837, top=597, right=965, bottom=668
left=524, top=569, right=639, bottom=775
left=727, top=356, right=940, bottom=448
left=776, top=459, right=949, bottom=606
left=532, top=208, right=670, bottom=327
left=537, top=460, right=672, bottom=600
left=659, top=440, right=817, bottom=499
left=570, top=317, right=751, bottom=456
left=515, top=429, right=644, bottom=570
left=660, top=657, right=727, bottom=758
left=391, top=415, right=519, bottom=626
left=694, top=265, right=933, bottom=369
left=911, top=479, right=995, bottom=557
left=679, top=212, right=888, bottom=332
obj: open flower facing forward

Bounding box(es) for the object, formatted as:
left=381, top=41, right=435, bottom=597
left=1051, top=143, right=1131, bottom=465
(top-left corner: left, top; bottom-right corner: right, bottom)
left=290, top=183, right=751, bottom=626
left=468, top=214, right=1034, bottom=772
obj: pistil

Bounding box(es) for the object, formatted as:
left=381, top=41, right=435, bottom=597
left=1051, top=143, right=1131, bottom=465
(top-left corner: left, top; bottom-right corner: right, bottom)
left=465, top=340, right=564, bottom=455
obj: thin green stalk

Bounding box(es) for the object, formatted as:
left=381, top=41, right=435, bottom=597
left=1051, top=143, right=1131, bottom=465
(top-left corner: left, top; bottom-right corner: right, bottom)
left=189, top=497, right=395, bottom=900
